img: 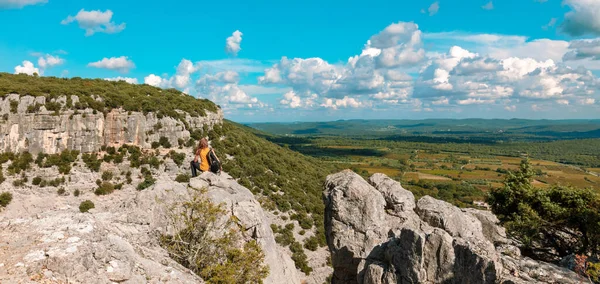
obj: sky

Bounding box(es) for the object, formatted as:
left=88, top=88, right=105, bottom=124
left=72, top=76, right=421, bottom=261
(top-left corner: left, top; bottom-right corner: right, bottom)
left=1, top=0, right=600, bottom=122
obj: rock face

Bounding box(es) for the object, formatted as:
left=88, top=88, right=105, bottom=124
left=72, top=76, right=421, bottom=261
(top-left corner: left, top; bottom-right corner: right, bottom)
left=0, top=94, right=223, bottom=154
left=323, top=170, right=585, bottom=284
left=0, top=171, right=299, bottom=283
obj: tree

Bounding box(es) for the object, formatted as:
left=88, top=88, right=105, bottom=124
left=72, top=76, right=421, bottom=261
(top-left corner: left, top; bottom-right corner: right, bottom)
left=488, top=158, right=600, bottom=261
left=160, top=188, right=269, bottom=283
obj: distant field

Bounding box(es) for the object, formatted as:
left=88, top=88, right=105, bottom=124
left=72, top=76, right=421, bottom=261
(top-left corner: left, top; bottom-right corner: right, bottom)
left=251, top=121, right=600, bottom=208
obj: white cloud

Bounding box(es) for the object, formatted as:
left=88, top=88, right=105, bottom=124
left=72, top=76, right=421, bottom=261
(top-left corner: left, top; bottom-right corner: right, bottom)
left=561, top=0, right=600, bottom=36
left=172, top=59, right=200, bottom=88
left=556, top=99, right=570, bottom=105
left=482, top=1, right=494, bottom=10
left=428, top=2, right=439, bottom=16
left=531, top=104, right=543, bottom=111
left=367, top=22, right=425, bottom=68
left=38, top=54, right=64, bottom=69
left=88, top=56, right=135, bottom=73
left=14, top=60, right=39, bottom=75
left=578, top=98, right=596, bottom=105
left=280, top=91, right=317, bottom=109
left=105, top=77, right=138, bottom=84
left=320, top=96, right=364, bottom=109
left=144, top=74, right=167, bottom=87
left=0, top=0, right=46, bottom=9
left=504, top=105, right=516, bottom=112
left=226, top=30, right=243, bottom=56
left=62, top=9, right=125, bottom=36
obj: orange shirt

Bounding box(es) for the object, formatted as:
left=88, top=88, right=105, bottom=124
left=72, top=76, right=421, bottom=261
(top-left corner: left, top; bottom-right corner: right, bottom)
left=198, top=148, right=211, bottom=172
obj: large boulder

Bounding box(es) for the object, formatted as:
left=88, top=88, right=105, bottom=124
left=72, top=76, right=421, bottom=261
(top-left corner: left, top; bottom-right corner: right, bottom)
left=323, top=170, right=586, bottom=284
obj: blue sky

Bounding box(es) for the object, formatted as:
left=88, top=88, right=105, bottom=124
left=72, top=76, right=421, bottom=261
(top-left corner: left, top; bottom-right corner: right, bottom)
left=2, top=0, right=600, bottom=122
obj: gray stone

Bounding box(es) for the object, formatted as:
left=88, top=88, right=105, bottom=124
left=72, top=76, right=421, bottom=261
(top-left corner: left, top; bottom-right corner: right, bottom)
left=323, top=171, right=587, bottom=284
left=0, top=95, right=223, bottom=154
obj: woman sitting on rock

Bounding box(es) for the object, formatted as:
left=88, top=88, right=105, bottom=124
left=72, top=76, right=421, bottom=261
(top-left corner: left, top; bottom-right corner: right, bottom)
left=190, top=138, right=221, bottom=177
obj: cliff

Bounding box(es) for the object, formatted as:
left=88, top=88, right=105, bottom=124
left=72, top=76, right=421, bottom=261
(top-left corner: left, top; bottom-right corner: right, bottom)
left=323, top=170, right=587, bottom=284
left=0, top=171, right=299, bottom=283
left=0, top=94, right=222, bottom=154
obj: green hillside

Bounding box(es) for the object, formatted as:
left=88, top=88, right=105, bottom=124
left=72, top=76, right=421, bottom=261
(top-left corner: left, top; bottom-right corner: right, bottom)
left=0, top=73, right=218, bottom=119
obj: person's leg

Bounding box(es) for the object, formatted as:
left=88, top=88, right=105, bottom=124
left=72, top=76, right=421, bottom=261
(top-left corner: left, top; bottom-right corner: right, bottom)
left=190, top=160, right=197, bottom=177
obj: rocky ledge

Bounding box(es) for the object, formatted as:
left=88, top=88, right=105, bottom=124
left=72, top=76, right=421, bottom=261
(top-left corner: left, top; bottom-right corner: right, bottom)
left=0, top=94, right=223, bottom=154
left=0, top=172, right=299, bottom=283
left=323, top=170, right=586, bottom=284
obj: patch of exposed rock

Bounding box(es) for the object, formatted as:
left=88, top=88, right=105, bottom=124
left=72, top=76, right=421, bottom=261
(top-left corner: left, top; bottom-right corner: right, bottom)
left=0, top=94, right=223, bottom=154
left=323, top=170, right=586, bottom=284
left=0, top=171, right=299, bottom=283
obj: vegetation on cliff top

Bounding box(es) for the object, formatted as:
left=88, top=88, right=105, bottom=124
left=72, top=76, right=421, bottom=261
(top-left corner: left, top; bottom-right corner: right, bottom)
left=489, top=158, right=600, bottom=262
left=0, top=73, right=218, bottom=118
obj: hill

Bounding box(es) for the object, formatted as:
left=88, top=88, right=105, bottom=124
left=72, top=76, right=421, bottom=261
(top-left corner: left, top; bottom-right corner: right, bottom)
left=0, top=73, right=340, bottom=281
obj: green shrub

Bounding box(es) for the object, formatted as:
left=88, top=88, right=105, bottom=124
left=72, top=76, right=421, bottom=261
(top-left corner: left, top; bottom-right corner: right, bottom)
left=304, top=236, right=320, bottom=251
left=32, top=176, right=42, bottom=185
left=82, top=153, right=101, bottom=172
left=57, top=187, right=66, bottom=196
left=0, top=170, right=4, bottom=184
left=101, top=171, right=113, bottom=181
left=160, top=189, right=269, bottom=283
left=12, top=179, right=26, bottom=187
left=79, top=200, right=95, bottom=213
left=7, top=152, right=33, bottom=175
left=151, top=141, right=160, bottom=149
left=114, top=183, right=123, bottom=190
left=137, top=176, right=156, bottom=191
left=94, top=182, right=115, bottom=195
left=0, top=192, right=12, bottom=207
left=9, top=99, right=18, bottom=113
left=74, top=189, right=80, bottom=197
left=175, top=173, right=190, bottom=183
left=169, top=151, right=186, bottom=167
left=290, top=241, right=312, bottom=275
left=489, top=158, right=600, bottom=259
left=159, top=137, right=171, bottom=148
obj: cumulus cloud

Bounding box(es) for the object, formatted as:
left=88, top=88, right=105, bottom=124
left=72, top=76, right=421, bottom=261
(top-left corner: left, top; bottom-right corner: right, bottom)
left=0, top=0, right=46, bottom=9
left=226, top=30, right=243, bottom=56
left=14, top=60, right=39, bottom=75
left=563, top=39, right=600, bottom=61
left=105, top=77, right=138, bottom=84
left=88, top=56, right=135, bottom=73
left=144, top=74, right=167, bottom=87
left=367, top=22, right=425, bottom=68
left=280, top=91, right=318, bottom=109
left=428, top=2, right=439, bottom=16
left=320, top=96, right=364, bottom=109
left=504, top=105, right=516, bottom=112
left=561, top=0, right=600, bottom=36
left=38, top=54, right=64, bottom=69
left=62, top=9, right=125, bottom=36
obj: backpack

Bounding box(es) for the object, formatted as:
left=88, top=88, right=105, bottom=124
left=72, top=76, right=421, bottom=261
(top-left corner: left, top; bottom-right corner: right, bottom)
left=207, top=148, right=221, bottom=174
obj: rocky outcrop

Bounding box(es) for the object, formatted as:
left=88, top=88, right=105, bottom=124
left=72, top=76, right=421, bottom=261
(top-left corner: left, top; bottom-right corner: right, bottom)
left=323, top=170, right=586, bottom=284
left=0, top=171, right=299, bottom=283
left=0, top=94, right=223, bottom=154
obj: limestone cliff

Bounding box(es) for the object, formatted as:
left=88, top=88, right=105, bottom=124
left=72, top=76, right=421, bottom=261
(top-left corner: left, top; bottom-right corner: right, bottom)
left=0, top=171, right=299, bottom=283
left=323, top=170, right=587, bottom=284
left=0, top=94, right=222, bottom=154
